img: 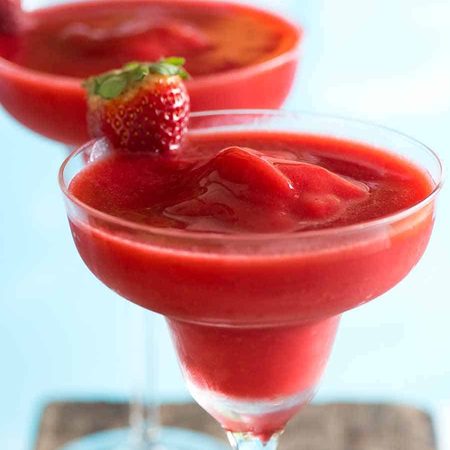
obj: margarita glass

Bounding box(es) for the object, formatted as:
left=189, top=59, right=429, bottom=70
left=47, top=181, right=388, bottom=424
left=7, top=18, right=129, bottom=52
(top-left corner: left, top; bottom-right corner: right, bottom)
left=59, top=111, right=442, bottom=450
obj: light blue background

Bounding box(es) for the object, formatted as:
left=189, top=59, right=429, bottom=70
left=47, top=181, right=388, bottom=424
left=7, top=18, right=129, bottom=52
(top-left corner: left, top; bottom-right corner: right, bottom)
left=1, top=1, right=450, bottom=449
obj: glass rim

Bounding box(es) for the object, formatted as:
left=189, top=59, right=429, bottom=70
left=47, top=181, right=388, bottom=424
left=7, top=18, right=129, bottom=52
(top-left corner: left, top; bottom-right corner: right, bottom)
left=0, top=0, right=302, bottom=88
left=59, top=109, right=444, bottom=242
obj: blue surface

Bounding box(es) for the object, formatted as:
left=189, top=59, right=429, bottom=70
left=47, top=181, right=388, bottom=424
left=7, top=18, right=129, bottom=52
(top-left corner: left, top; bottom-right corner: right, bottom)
left=1, top=0, right=450, bottom=449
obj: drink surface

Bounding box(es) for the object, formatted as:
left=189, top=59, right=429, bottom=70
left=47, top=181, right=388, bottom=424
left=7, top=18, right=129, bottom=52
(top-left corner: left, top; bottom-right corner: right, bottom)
left=0, top=0, right=297, bottom=78
left=70, top=131, right=432, bottom=233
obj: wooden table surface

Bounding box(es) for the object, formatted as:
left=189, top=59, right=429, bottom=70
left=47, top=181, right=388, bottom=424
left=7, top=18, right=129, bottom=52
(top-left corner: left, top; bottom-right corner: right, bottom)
left=35, top=401, right=436, bottom=450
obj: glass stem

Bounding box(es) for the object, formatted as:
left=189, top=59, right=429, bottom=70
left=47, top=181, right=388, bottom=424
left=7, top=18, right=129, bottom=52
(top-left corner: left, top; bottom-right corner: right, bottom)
left=67, top=143, right=164, bottom=449
left=129, top=310, right=162, bottom=448
left=227, top=432, right=281, bottom=450
left=129, top=395, right=161, bottom=446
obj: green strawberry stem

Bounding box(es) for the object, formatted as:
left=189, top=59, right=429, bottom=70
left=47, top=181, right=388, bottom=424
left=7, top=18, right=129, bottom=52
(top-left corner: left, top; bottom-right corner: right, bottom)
left=84, top=57, right=190, bottom=100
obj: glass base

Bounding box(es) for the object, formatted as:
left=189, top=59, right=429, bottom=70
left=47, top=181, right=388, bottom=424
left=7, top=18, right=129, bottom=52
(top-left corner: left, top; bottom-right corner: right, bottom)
left=60, top=427, right=229, bottom=450
left=187, top=380, right=313, bottom=437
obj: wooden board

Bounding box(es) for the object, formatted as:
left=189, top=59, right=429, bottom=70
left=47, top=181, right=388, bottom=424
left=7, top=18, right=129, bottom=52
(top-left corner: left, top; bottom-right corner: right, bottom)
left=35, top=401, right=436, bottom=450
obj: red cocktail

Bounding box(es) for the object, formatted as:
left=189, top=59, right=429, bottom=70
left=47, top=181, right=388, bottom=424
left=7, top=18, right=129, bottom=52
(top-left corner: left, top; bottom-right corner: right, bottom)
left=0, top=0, right=301, bottom=145
left=60, top=111, right=442, bottom=449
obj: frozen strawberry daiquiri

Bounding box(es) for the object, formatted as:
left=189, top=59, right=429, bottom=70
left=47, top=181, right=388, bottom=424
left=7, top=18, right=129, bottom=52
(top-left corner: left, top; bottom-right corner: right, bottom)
left=0, top=0, right=300, bottom=144
left=60, top=111, right=442, bottom=449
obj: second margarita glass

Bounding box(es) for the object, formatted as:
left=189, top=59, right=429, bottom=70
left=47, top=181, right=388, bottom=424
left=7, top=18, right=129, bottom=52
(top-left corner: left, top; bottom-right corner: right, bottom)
left=0, top=2, right=301, bottom=448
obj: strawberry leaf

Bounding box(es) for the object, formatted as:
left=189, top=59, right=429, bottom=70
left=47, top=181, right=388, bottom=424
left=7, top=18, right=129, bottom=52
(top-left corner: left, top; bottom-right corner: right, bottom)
left=148, top=58, right=189, bottom=80
left=84, top=57, right=189, bottom=100
left=162, top=56, right=186, bottom=66
left=97, top=75, right=127, bottom=99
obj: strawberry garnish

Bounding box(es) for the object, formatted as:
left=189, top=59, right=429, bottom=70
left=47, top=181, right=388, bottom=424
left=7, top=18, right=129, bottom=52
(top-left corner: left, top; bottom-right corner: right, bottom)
left=84, top=57, right=190, bottom=153
left=0, top=0, right=22, bottom=35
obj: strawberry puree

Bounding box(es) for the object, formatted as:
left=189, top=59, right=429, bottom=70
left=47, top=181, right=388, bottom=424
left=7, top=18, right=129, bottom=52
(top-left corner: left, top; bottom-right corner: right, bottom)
left=170, top=316, right=340, bottom=399
left=169, top=316, right=339, bottom=439
left=0, top=1, right=297, bottom=77
left=71, top=133, right=431, bottom=234
left=66, top=131, right=435, bottom=434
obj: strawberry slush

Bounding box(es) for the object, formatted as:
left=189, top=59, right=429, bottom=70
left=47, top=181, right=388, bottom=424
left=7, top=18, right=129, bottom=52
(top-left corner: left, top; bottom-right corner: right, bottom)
left=66, top=130, right=435, bottom=435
